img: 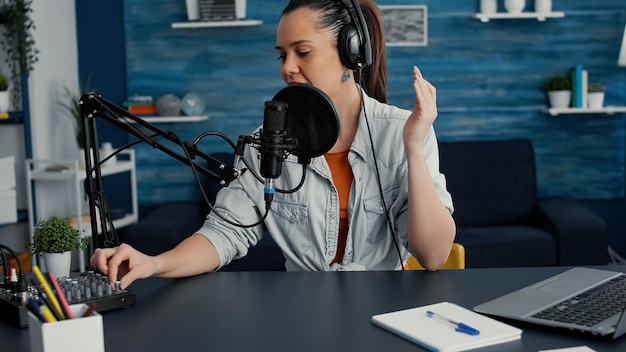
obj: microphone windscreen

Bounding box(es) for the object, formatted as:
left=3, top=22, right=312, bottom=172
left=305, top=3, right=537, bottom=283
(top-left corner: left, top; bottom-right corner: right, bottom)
left=272, top=84, right=339, bottom=159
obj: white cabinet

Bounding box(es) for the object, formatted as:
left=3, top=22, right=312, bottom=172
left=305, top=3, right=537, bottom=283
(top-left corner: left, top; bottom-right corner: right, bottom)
left=25, top=150, right=138, bottom=272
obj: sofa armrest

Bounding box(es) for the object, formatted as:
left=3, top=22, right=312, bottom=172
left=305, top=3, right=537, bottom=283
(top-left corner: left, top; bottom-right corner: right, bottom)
left=533, top=196, right=607, bottom=265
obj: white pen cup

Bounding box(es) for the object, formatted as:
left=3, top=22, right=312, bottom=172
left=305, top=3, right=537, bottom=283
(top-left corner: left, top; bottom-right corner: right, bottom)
left=28, top=303, right=104, bottom=352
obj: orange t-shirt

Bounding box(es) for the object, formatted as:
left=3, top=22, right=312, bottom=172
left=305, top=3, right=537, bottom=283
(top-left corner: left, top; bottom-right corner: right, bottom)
left=324, top=150, right=354, bottom=265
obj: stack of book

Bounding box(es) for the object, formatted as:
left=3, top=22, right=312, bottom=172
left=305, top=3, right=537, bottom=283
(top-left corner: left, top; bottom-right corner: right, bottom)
left=571, top=64, right=588, bottom=109
left=123, top=95, right=156, bottom=116
left=199, top=0, right=236, bottom=21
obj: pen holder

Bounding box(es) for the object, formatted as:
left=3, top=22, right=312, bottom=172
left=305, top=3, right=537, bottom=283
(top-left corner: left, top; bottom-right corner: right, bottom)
left=28, top=304, right=104, bottom=352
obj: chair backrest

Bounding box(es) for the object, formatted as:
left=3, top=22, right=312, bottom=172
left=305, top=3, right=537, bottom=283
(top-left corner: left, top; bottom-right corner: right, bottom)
left=407, top=243, right=465, bottom=270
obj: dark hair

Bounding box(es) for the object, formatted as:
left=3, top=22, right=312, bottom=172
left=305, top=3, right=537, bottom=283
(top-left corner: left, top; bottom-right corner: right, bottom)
left=281, top=0, right=388, bottom=103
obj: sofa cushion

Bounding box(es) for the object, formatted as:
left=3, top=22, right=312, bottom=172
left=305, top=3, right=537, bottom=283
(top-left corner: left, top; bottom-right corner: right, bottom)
left=456, top=225, right=557, bottom=267
left=439, top=139, right=537, bottom=226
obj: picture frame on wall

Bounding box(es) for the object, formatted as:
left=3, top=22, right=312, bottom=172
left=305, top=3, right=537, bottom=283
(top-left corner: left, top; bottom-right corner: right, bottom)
left=379, top=5, right=428, bottom=47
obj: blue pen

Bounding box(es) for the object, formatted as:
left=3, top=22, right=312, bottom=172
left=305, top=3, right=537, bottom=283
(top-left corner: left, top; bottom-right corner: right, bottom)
left=426, top=310, right=480, bottom=335
left=26, top=297, right=47, bottom=323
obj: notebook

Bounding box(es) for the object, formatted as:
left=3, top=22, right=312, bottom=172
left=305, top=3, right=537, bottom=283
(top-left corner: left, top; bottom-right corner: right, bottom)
left=371, top=301, right=522, bottom=352
left=474, top=267, right=626, bottom=339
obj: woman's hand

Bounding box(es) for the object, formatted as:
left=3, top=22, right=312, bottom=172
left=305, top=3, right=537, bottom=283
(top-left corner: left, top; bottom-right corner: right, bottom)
left=90, top=243, right=157, bottom=290
left=403, top=66, right=438, bottom=156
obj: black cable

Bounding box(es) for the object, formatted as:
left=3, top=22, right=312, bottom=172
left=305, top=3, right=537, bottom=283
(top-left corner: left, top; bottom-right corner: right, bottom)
left=177, top=132, right=270, bottom=228
left=276, top=164, right=306, bottom=194
left=0, top=244, right=28, bottom=301
left=355, top=72, right=405, bottom=270
left=1, top=247, right=8, bottom=281
left=0, top=244, right=23, bottom=274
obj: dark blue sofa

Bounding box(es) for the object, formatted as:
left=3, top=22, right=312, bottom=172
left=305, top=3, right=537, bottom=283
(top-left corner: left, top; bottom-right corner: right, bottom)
left=119, top=139, right=608, bottom=269
left=439, top=139, right=607, bottom=267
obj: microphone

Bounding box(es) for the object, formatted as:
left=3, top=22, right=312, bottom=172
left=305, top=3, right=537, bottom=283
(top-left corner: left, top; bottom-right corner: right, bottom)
left=253, top=84, right=340, bottom=210
left=272, top=84, right=339, bottom=164
left=260, top=100, right=289, bottom=207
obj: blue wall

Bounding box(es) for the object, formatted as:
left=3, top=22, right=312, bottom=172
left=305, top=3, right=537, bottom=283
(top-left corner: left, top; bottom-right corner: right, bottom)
left=77, top=1, right=626, bottom=253
left=120, top=0, right=626, bottom=204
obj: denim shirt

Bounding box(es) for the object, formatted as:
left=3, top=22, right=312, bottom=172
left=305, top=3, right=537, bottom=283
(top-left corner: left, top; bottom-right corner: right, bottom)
left=198, top=92, right=453, bottom=271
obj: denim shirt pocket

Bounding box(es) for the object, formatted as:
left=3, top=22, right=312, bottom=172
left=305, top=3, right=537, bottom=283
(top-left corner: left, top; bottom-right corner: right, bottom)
left=272, top=201, right=307, bottom=222
left=271, top=200, right=312, bottom=253
left=363, top=187, right=399, bottom=243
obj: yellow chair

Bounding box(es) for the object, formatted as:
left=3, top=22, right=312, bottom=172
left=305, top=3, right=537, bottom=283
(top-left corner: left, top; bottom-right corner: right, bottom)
left=407, top=243, right=465, bottom=270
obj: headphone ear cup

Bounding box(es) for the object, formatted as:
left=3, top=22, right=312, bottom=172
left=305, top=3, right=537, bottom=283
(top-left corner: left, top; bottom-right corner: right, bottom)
left=338, top=24, right=360, bottom=71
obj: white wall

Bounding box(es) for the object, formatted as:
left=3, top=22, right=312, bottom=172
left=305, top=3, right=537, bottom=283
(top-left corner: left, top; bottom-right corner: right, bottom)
left=30, top=0, right=81, bottom=227
left=0, top=0, right=79, bottom=250
left=30, top=0, right=79, bottom=161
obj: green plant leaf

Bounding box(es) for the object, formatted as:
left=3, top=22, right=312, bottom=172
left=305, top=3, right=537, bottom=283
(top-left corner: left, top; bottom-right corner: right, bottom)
left=26, top=216, right=87, bottom=254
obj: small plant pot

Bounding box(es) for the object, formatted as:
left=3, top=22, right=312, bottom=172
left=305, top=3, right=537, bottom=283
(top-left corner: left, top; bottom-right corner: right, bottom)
left=0, top=91, right=9, bottom=113
left=505, top=0, right=525, bottom=13
left=534, top=0, right=552, bottom=13
left=480, top=0, right=498, bottom=14
left=548, top=90, right=571, bottom=108
left=43, top=251, right=72, bottom=278
left=588, top=92, right=605, bottom=109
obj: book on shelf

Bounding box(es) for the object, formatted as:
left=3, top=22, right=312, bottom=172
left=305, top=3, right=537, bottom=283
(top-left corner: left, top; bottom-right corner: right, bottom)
left=123, top=95, right=153, bottom=106
left=581, top=69, right=588, bottom=108
left=571, top=64, right=587, bottom=108
left=371, top=301, right=522, bottom=352
left=44, top=164, right=83, bottom=172
left=127, top=104, right=157, bottom=115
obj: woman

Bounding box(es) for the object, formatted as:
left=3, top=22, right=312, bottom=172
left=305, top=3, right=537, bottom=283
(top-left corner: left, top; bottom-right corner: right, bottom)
left=91, top=0, right=455, bottom=289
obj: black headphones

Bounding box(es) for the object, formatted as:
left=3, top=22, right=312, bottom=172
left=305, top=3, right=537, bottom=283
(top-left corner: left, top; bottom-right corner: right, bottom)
left=337, top=0, right=372, bottom=70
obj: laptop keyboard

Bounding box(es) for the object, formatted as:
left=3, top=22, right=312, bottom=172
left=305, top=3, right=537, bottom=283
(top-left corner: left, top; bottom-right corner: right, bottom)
left=532, top=275, right=626, bottom=327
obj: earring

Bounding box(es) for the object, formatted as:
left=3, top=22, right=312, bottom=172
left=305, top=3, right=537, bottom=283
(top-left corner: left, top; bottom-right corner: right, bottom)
left=342, top=70, right=350, bottom=81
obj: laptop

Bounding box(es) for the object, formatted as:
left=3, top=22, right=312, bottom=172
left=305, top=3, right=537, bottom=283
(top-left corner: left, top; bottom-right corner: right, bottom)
left=474, top=267, right=626, bottom=339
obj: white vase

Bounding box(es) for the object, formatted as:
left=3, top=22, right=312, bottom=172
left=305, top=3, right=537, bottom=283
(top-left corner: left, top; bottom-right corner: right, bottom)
left=0, top=91, right=9, bottom=113
left=480, top=0, right=498, bottom=14
left=505, top=0, right=526, bottom=13
left=534, top=0, right=552, bottom=14
left=235, top=0, right=247, bottom=19
left=100, top=142, right=117, bottom=166
left=548, top=90, right=571, bottom=108
left=185, top=0, right=199, bottom=21
left=43, top=252, right=72, bottom=278
left=588, top=92, right=605, bottom=109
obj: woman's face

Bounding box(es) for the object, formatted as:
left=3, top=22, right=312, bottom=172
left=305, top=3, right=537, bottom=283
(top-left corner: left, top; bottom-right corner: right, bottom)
left=276, top=7, right=347, bottom=101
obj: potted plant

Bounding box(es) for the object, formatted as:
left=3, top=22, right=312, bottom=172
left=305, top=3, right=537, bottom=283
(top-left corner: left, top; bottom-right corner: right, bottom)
left=58, top=78, right=96, bottom=165
left=0, top=72, right=9, bottom=114
left=0, top=0, right=39, bottom=108
left=26, top=216, right=88, bottom=277
left=59, top=85, right=86, bottom=151
left=542, top=75, right=572, bottom=108
left=587, top=83, right=606, bottom=109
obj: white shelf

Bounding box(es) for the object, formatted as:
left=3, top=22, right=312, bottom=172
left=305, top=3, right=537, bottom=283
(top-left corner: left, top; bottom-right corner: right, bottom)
left=548, top=106, right=626, bottom=116
left=25, top=150, right=138, bottom=272
left=171, top=19, right=262, bottom=29
left=28, top=158, right=134, bottom=180
left=475, top=11, right=565, bottom=22
left=141, top=115, right=209, bottom=123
